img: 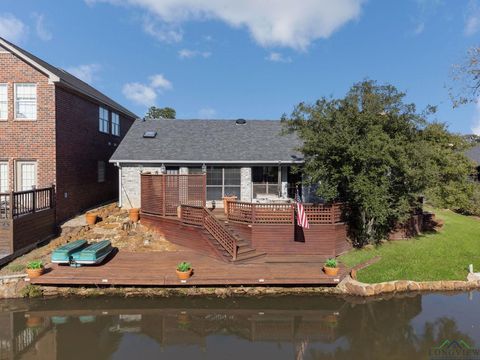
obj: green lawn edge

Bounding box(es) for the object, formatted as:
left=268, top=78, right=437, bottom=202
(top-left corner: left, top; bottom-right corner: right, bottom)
left=338, top=209, right=480, bottom=283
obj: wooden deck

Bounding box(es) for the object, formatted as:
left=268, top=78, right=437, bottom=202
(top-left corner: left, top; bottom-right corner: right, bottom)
left=30, top=248, right=348, bottom=286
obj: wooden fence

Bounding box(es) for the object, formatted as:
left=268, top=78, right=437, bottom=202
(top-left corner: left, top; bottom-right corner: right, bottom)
left=226, top=201, right=343, bottom=225
left=141, top=174, right=206, bottom=217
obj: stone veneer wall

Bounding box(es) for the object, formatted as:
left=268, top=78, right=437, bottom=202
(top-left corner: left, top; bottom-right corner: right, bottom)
left=240, top=167, right=252, bottom=202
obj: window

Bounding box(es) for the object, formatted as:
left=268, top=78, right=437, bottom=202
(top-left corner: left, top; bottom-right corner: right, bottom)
left=111, top=112, right=120, bottom=136
left=206, top=167, right=241, bottom=201
left=14, top=83, right=37, bottom=120
left=166, top=166, right=179, bottom=175
left=16, top=161, right=37, bottom=191
left=0, top=84, right=7, bottom=120
left=0, top=162, right=8, bottom=192
left=99, top=107, right=109, bottom=133
left=97, top=161, right=106, bottom=183
left=252, top=166, right=280, bottom=198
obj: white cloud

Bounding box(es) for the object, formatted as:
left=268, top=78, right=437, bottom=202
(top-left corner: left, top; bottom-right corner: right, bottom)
left=465, top=0, right=480, bottom=36
left=122, top=82, right=157, bottom=106
left=123, top=73, right=172, bottom=106
left=85, top=0, right=363, bottom=50
left=265, top=52, right=292, bottom=63
left=472, top=99, right=480, bottom=135
left=32, top=13, right=52, bottom=41
left=198, top=107, right=217, bottom=119
left=66, top=64, right=101, bottom=84
left=178, top=48, right=211, bottom=59
left=149, top=73, right=172, bottom=90
left=142, top=15, right=182, bottom=43
left=0, top=13, right=27, bottom=43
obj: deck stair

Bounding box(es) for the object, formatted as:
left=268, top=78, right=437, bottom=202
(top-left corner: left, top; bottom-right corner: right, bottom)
left=180, top=205, right=265, bottom=264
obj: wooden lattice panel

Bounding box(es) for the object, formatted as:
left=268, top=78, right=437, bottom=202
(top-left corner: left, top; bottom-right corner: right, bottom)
left=141, top=174, right=206, bottom=216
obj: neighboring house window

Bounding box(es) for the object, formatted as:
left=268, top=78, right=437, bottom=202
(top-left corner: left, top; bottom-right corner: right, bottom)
left=14, top=83, right=37, bottom=120
left=97, top=161, right=106, bottom=183
left=206, top=167, right=241, bottom=201
left=99, top=107, right=109, bottom=133
left=0, top=84, right=7, bottom=120
left=111, top=112, right=120, bottom=136
left=16, top=161, right=37, bottom=191
left=0, top=162, right=8, bottom=192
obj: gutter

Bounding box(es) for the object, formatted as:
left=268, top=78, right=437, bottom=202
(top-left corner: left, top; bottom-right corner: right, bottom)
left=108, top=159, right=304, bottom=164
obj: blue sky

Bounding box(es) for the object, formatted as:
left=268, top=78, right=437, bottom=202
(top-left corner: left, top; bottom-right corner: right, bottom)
left=0, top=0, right=479, bottom=134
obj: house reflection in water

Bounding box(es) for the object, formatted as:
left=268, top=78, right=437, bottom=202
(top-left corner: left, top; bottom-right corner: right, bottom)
left=0, top=295, right=436, bottom=359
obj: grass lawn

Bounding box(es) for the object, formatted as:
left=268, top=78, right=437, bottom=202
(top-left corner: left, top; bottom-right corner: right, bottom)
left=338, top=209, right=480, bottom=283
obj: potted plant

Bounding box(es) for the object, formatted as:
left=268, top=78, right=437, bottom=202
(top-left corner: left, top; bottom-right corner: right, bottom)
left=26, top=260, right=45, bottom=278
left=222, top=194, right=238, bottom=214
left=176, top=261, right=193, bottom=280
left=323, top=258, right=339, bottom=276
left=129, top=208, right=140, bottom=222
left=86, top=212, right=98, bottom=226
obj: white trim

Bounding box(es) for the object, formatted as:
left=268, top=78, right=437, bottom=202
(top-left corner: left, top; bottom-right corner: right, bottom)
left=0, top=39, right=60, bottom=83
left=109, top=159, right=304, bottom=164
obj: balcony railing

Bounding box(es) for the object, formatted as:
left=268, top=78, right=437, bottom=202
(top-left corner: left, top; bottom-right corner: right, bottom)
left=0, top=186, right=55, bottom=220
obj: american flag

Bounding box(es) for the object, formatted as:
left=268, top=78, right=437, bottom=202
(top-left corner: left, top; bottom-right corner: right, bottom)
left=295, top=190, right=310, bottom=229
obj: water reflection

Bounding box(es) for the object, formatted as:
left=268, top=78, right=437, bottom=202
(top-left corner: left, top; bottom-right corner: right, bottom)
left=0, top=292, right=478, bottom=359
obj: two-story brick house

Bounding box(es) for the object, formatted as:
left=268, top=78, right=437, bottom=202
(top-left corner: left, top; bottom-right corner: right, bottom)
left=0, top=37, right=137, bottom=223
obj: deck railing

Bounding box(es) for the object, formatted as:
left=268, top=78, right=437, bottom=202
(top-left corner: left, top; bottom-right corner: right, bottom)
left=0, top=186, right=55, bottom=220
left=226, top=201, right=343, bottom=225
left=180, top=205, right=238, bottom=260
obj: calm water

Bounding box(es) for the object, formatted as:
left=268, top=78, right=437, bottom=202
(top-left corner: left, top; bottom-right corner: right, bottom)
left=1, top=292, right=479, bottom=360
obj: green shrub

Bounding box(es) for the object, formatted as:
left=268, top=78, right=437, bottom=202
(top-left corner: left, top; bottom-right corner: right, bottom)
left=324, top=258, right=338, bottom=268
left=176, top=262, right=191, bottom=272
left=26, top=260, right=43, bottom=270
left=20, top=284, right=43, bottom=298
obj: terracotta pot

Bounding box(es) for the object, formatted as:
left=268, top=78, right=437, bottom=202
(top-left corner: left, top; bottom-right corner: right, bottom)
left=129, top=208, right=140, bottom=222
left=223, top=196, right=237, bottom=215
left=323, top=266, right=339, bottom=276
left=86, top=213, right=98, bottom=226
left=26, top=316, right=43, bottom=328
left=26, top=267, right=44, bottom=278
left=176, top=268, right=193, bottom=280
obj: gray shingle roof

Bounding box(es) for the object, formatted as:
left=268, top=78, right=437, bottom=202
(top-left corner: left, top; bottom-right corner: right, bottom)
left=465, top=145, right=480, bottom=165
left=0, top=37, right=137, bottom=119
left=110, top=119, right=304, bottom=163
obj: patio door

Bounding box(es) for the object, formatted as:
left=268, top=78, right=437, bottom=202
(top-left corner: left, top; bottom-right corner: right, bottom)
left=16, top=161, right=37, bottom=191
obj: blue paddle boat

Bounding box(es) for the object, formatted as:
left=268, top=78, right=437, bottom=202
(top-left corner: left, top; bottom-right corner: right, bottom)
left=70, top=240, right=113, bottom=265
left=51, top=239, right=113, bottom=267
left=51, top=239, right=88, bottom=264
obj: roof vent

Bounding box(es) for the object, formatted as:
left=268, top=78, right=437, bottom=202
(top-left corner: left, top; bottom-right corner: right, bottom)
left=236, top=119, right=246, bottom=125
left=143, top=131, right=157, bottom=138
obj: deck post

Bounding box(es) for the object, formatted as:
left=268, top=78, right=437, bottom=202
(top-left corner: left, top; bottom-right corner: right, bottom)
left=252, top=203, right=256, bottom=224
left=32, top=187, right=36, bottom=214
left=331, top=204, right=335, bottom=224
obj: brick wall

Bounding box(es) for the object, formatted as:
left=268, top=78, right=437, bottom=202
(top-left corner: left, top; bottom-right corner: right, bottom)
left=55, top=86, right=135, bottom=222
left=0, top=50, right=56, bottom=191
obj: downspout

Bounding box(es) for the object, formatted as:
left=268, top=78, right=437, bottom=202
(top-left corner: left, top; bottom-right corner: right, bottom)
left=116, top=162, right=122, bottom=208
